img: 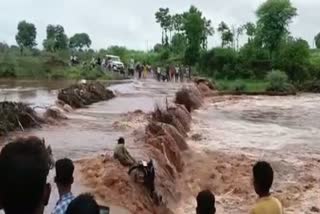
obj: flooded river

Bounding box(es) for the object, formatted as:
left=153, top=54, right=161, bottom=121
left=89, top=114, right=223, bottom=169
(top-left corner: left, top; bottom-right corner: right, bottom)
left=0, top=79, right=319, bottom=213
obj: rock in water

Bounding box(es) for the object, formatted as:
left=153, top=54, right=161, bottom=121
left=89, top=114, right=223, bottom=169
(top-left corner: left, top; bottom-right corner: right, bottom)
left=58, top=82, right=115, bottom=108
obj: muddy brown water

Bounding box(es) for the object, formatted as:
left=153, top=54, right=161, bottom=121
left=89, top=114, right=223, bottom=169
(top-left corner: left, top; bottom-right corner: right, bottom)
left=0, top=79, right=184, bottom=213
left=0, top=79, right=320, bottom=213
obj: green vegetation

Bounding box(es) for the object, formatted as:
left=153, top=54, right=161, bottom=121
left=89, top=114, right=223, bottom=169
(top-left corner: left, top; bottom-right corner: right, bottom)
left=15, top=21, right=37, bottom=54
left=3, top=0, right=320, bottom=90
left=197, top=0, right=320, bottom=93
left=266, top=70, right=294, bottom=93
left=216, top=79, right=268, bottom=93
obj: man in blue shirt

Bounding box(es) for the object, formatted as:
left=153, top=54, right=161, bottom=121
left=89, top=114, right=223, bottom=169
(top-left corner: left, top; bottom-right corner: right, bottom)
left=52, top=158, right=75, bottom=214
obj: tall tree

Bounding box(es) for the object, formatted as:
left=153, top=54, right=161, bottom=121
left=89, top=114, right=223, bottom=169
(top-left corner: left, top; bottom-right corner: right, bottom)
left=182, top=6, right=205, bottom=66
left=243, top=22, right=256, bottom=42
left=172, top=14, right=184, bottom=33
left=15, top=21, right=37, bottom=54
left=256, top=0, right=297, bottom=59
left=201, top=18, right=214, bottom=49
left=69, top=33, right=92, bottom=50
left=43, top=25, right=68, bottom=52
left=278, top=38, right=310, bottom=82
left=218, top=22, right=233, bottom=48
left=155, top=8, right=171, bottom=46
left=171, top=33, right=187, bottom=55
left=235, top=25, right=244, bottom=50
left=315, top=33, right=320, bottom=49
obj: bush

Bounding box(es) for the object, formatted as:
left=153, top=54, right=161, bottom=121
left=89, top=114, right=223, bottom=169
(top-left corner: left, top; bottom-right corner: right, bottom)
left=199, top=48, right=237, bottom=78
left=232, top=80, right=247, bottom=92
left=300, top=80, right=320, bottom=92
left=266, top=70, right=295, bottom=92
left=277, top=38, right=310, bottom=83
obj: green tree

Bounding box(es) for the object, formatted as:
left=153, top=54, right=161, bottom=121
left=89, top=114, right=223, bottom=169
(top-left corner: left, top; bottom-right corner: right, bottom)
left=171, top=33, right=187, bottom=55
left=243, top=22, right=256, bottom=42
left=153, top=43, right=164, bottom=53
left=183, top=6, right=206, bottom=66
left=218, top=22, right=233, bottom=47
left=69, top=33, right=92, bottom=50
left=277, top=38, right=310, bottom=83
left=106, top=46, right=128, bottom=61
left=15, top=21, right=37, bottom=54
left=256, top=0, right=297, bottom=59
left=43, top=25, right=68, bottom=52
left=172, top=14, right=184, bottom=33
left=235, top=26, right=244, bottom=50
left=201, top=18, right=214, bottom=49
left=155, top=8, right=171, bottom=46
left=315, top=33, right=320, bottom=49
left=0, top=42, right=9, bottom=53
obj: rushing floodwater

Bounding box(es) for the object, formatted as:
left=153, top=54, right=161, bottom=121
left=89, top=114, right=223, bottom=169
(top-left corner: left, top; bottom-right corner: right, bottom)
left=0, top=79, right=184, bottom=213
left=192, top=94, right=320, bottom=157
left=1, top=79, right=320, bottom=213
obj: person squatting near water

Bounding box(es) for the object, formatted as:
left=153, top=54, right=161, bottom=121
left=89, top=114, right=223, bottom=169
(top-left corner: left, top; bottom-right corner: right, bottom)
left=0, top=135, right=283, bottom=214
left=113, top=137, right=162, bottom=205
left=113, top=137, right=136, bottom=166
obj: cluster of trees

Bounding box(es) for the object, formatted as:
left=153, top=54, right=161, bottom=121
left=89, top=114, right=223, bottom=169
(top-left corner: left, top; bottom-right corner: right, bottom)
left=15, top=21, right=92, bottom=54
left=154, top=6, right=213, bottom=66
left=153, top=0, right=320, bottom=88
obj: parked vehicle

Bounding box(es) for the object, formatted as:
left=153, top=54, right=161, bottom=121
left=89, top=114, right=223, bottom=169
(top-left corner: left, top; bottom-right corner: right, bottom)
left=106, top=55, right=124, bottom=73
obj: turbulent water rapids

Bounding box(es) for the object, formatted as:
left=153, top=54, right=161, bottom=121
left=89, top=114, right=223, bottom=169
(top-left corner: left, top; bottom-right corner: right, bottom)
left=0, top=79, right=320, bottom=213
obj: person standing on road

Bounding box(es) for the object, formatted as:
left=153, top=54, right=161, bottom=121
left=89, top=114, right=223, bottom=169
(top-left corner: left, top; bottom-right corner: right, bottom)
left=156, top=66, right=161, bottom=81
left=180, top=65, right=184, bottom=82
left=175, top=66, right=180, bottom=82
left=143, top=63, right=148, bottom=79
left=129, top=59, right=135, bottom=76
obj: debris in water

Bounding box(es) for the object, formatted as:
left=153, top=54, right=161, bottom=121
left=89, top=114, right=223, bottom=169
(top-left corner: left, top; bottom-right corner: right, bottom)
left=58, top=82, right=115, bottom=108
left=0, top=101, right=43, bottom=136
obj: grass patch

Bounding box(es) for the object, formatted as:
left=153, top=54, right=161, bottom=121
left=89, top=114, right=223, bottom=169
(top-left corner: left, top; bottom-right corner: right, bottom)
left=0, top=53, right=123, bottom=80
left=216, top=79, right=269, bottom=92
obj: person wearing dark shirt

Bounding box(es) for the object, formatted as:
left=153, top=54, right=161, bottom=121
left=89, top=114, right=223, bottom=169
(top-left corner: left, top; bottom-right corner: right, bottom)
left=0, top=136, right=51, bottom=214
left=196, top=190, right=216, bottom=214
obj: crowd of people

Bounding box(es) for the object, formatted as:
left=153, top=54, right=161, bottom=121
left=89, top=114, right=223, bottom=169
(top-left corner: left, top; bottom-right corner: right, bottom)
left=69, top=55, right=192, bottom=82
left=0, top=135, right=283, bottom=214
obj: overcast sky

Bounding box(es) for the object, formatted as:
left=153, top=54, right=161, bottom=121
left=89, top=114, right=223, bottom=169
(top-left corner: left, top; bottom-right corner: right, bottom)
left=0, top=0, right=319, bottom=50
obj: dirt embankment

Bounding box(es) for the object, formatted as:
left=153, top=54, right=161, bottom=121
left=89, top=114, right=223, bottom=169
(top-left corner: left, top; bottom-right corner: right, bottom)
left=77, top=80, right=212, bottom=213
left=0, top=81, right=115, bottom=136
left=58, top=81, right=115, bottom=108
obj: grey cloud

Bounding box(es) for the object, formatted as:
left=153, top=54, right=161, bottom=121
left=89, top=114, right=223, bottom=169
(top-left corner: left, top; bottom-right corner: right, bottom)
left=0, top=0, right=319, bottom=50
